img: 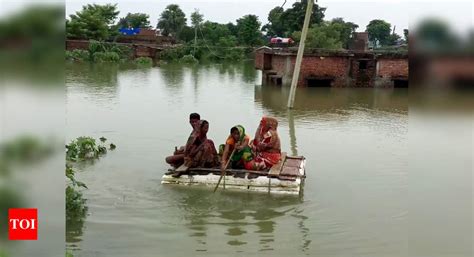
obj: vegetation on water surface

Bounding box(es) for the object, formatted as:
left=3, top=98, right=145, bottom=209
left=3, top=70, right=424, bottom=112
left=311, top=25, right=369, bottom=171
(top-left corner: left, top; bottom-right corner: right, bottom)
left=135, top=57, right=153, bottom=66
left=66, top=136, right=116, bottom=226
left=66, top=165, right=88, bottom=222
left=66, top=40, right=131, bottom=63
left=66, top=136, right=115, bottom=162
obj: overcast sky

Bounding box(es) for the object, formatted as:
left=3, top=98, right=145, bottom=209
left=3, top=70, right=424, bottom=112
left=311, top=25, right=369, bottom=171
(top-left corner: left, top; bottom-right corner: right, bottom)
left=1, top=0, right=471, bottom=35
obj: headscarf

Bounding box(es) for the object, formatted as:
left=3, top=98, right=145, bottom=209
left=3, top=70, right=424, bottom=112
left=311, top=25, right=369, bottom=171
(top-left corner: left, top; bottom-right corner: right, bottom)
left=195, top=120, right=209, bottom=140
left=259, top=116, right=278, bottom=135
left=235, top=125, right=246, bottom=143
left=232, top=125, right=253, bottom=162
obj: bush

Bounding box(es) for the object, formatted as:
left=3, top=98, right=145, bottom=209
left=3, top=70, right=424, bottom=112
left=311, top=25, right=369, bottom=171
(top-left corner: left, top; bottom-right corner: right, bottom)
left=92, top=51, right=120, bottom=62
left=159, top=45, right=192, bottom=61
left=65, top=49, right=90, bottom=61
left=180, top=54, right=198, bottom=64
left=66, top=136, right=114, bottom=162
left=135, top=57, right=153, bottom=66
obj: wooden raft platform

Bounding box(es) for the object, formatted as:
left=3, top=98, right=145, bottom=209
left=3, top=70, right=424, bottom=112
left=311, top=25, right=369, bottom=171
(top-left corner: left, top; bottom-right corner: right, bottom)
left=161, top=153, right=306, bottom=195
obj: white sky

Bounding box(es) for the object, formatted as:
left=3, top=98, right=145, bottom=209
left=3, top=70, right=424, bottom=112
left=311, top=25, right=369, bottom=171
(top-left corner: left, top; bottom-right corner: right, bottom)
left=0, top=0, right=472, bottom=35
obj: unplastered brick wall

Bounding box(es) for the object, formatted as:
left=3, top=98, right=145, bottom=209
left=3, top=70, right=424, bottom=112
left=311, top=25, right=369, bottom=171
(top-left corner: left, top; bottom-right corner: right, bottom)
left=255, top=52, right=264, bottom=70
left=66, top=40, right=90, bottom=51
left=298, top=56, right=349, bottom=86
left=269, top=54, right=349, bottom=86
left=377, top=58, right=408, bottom=78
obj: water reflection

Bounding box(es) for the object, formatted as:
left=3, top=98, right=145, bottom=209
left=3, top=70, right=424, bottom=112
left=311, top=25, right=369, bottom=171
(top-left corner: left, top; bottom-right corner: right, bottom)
left=66, top=63, right=120, bottom=92
left=287, top=110, right=298, bottom=156
left=168, top=187, right=309, bottom=254
left=255, top=85, right=408, bottom=119
left=159, top=63, right=185, bottom=93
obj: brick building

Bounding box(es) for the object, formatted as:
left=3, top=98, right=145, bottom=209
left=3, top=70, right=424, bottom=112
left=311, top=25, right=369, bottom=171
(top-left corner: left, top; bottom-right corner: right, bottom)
left=255, top=47, right=408, bottom=88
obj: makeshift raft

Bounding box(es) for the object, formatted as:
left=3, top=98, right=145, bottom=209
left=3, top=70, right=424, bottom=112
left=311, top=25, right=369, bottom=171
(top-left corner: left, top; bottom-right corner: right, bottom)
left=161, top=153, right=306, bottom=195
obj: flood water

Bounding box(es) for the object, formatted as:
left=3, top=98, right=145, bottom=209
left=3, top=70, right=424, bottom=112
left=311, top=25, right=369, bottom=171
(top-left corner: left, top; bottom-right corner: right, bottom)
left=64, top=61, right=427, bottom=256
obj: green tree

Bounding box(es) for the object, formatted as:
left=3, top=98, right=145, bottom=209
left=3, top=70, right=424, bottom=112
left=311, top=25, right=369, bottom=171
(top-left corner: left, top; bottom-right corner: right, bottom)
left=117, top=13, right=150, bottom=28
left=262, top=6, right=285, bottom=37
left=157, top=4, right=187, bottom=39
left=200, top=21, right=232, bottom=42
left=387, top=33, right=401, bottom=46
left=66, top=4, right=119, bottom=40
left=403, top=29, right=409, bottom=43
left=236, top=14, right=262, bottom=46
left=263, top=0, right=326, bottom=37
left=292, top=22, right=343, bottom=49
left=179, top=25, right=195, bottom=42
left=366, top=19, right=391, bottom=46
left=190, top=9, right=204, bottom=28
left=190, top=9, right=204, bottom=51
left=226, top=22, right=238, bottom=37
left=330, top=18, right=359, bottom=48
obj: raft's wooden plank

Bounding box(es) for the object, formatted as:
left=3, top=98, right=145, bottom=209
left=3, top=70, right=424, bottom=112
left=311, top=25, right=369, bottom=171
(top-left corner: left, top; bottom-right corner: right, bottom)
left=286, top=156, right=304, bottom=160
left=284, top=158, right=303, bottom=168
left=268, top=152, right=287, bottom=177
left=280, top=166, right=300, bottom=177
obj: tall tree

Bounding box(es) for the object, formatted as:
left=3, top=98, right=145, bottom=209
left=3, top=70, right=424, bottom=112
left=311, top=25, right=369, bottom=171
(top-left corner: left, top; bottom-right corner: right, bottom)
left=262, top=6, right=285, bottom=37
left=263, top=0, right=326, bottom=37
left=366, top=19, right=391, bottom=46
left=292, top=22, right=343, bottom=49
left=157, top=4, right=187, bottom=38
left=190, top=9, right=204, bottom=28
left=330, top=18, right=359, bottom=48
left=200, top=21, right=232, bottom=42
left=117, top=13, right=150, bottom=28
left=66, top=4, right=119, bottom=40
left=190, top=9, right=203, bottom=55
left=236, top=14, right=262, bottom=46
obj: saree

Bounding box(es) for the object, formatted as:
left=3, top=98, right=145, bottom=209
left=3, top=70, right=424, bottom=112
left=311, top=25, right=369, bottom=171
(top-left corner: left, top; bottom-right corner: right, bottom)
left=244, top=117, right=281, bottom=170
left=186, top=120, right=219, bottom=168
left=219, top=125, right=253, bottom=164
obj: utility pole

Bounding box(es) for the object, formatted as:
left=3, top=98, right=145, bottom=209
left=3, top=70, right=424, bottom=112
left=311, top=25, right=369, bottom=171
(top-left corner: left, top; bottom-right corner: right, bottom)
left=287, top=0, right=314, bottom=108
left=194, top=25, right=197, bottom=57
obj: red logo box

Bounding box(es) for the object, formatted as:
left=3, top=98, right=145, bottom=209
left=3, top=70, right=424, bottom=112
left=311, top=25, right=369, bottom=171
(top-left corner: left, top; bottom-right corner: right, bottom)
left=8, top=208, right=38, bottom=240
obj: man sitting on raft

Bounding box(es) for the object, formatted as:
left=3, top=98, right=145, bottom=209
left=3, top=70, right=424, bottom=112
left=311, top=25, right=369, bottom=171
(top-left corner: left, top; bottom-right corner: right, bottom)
left=183, top=120, right=219, bottom=168
left=165, top=112, right=201, bottom=168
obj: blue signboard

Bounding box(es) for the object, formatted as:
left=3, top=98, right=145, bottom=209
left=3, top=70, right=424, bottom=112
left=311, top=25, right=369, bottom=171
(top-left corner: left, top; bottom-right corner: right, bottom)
left=118, top=28, right=141, bottom=35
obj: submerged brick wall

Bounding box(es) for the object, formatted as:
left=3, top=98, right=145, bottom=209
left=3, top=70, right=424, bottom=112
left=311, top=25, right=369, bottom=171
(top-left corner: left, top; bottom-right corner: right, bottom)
left=256, top=49, right=408, bottom=88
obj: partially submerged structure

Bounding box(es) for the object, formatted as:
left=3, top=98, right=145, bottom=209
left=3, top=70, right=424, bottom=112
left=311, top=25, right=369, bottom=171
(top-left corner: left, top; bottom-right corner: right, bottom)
left=255, top=47, right=408, bottom=88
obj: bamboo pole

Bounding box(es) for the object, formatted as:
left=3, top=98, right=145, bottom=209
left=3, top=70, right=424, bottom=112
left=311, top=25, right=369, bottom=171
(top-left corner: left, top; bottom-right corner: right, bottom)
left=287, top=0, right=314, bottom=108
